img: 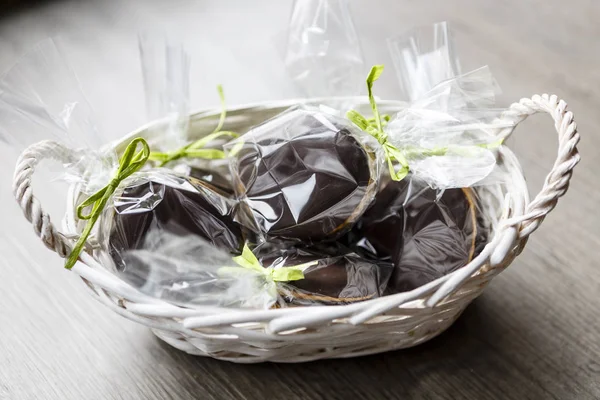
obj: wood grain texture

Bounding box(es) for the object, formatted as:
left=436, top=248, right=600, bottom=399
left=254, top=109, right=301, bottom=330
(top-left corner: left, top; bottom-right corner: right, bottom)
left=0, top=0, right=599, bottom=399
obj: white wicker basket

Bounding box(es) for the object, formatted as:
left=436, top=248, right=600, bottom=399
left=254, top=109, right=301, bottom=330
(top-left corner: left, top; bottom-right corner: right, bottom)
left=13, top=94, right=580, bottom=363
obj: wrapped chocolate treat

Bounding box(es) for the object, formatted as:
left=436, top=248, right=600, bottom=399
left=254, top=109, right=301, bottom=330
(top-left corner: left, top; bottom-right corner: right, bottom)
left=119, top=230, right=393, bottom=309
left=102, top=172, right=247, bottom=285
left=225, top=107, right=379, bottom=243
left=337, top=23, right=514, bottom=294
left=255, top=243, right=394, bottom=306
left=120, top=231, right=277, bottom=309
left=346, top=175, right=486, bottom=293
left=0, top=38, right=245, bottom=278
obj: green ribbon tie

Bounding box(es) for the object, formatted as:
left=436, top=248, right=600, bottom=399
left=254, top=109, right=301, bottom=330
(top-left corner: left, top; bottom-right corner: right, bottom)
left=149, top=84, right=239, bottom=166
left=219, top=244, right=315, bottom=296
left=347, top=65, right=507, bottom=182
left=64, top=137, right=150, bottom=269
left=346, top=65, right=410, bottom=181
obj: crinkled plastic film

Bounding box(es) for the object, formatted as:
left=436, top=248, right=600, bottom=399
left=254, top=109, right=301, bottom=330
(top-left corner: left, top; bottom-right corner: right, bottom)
left=97, top=171, right=269, bottom=306
left=388, top=21, right=461, bottom=102
left=284, top=0, right=365, bottom=97
left=139, top=33, right=191, bottom=151
left=385, top=67, right=515, bottom=190
left=256, top=244, right=394, bottom=306
left=344, top=173, right=487, bottom=294
left=224, top=105, right=380, bottom=243
left=338, top=22, right=516, bottom=294
left=0, top=38, right=117, bottom=194
left=118, top=230, right=277, bottom=309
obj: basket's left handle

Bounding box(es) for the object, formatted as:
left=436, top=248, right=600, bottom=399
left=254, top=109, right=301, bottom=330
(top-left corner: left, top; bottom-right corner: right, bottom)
left=12, top=140, right=77, bottom=258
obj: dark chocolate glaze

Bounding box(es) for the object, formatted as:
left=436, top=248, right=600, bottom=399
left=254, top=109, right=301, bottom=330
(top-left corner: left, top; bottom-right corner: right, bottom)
left=235, top=112, right=374, bottom=242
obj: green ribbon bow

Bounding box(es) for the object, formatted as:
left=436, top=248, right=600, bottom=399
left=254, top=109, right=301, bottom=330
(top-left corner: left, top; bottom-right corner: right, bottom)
left=149, top=85, right=238, bottom=167
left=346, top=65, right=410, bottom=181
left=64, top=138, right=150, bottom=269
left=347, top=65, right=506, bottom=182
left=219, top=244, right=315, bottom=296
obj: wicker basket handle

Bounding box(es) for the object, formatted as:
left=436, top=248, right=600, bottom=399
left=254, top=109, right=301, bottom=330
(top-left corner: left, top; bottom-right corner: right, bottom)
left=423, top=94, right=581, bottom=308
left=12, top=140, right=78, bottom=258
left=500, top=94, right=580, bottom=237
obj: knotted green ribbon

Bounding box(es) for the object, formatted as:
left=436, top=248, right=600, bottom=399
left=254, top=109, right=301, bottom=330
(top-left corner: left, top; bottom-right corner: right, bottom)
left=64, top=138, right=150, bottom=269
left=347, top=65, right=506, bottom=182
left=149, top=85, right=238, bottom=167
left=346, top=65, right=410, bottom=181
left=218, top=245, right=315, bottom=295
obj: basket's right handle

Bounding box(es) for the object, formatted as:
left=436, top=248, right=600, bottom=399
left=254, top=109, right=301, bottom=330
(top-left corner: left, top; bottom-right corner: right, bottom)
left=501, top=94, right=581, bottom=238
left=424, top=94, right=580, bottom=308
left=13, top=140, right=77, bottom=258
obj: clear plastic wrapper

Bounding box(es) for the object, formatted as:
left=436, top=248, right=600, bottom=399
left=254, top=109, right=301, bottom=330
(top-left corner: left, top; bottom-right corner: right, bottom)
left=256, top=243, right=394, bottom=306
left=0, top=38, right=117, bottom=194
left=224, top=106, right=380, bottom=243
left=114, top=229, right=393, bottom=309
left=284, top=0, right=365, bottom=97
left=343, top=174, right=487, bottom=294
left=97, top=37, right=249, bottom=279
left=337, top=23, right=514, bottom=293
left=100, top=171, right=250, bottom=285
left=139, top=34, right=235, bottom=193
left=388, top=21, right=461, bottom=102
left=381, top=67, right=514, bottom=189
left=0, top=38, right=243, bottom=277
left=118, top=230, right=276, bottom=309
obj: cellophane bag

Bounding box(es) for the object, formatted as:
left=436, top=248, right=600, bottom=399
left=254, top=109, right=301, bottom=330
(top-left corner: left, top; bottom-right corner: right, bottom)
left=224, top=105, right=381, bottom=244
left=116, top=228, right=394, bottom=309
left=342, top=23, right=517, bottom=294
left=100, top=37, right=251, bottom=295
left=255, top=242, right=394, bottom=306
left=139, top=33, right=235, bottom=194
left=387, top=21, right=461, bottom=103
left=117, top=230, right=275, bottom=309
left=99, top=171, right=248, bottom=288
left=224, top=0, right=381, bottom=245
left=344, top=174, right=488, bottom=293
left=284, top=0, right=365, bottom=98
left=0, top=38, right=117, bottom=195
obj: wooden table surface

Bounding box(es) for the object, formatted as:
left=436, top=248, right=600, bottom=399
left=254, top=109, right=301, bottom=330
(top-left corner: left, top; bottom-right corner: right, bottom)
left=1, top=1, right=599, bottom=399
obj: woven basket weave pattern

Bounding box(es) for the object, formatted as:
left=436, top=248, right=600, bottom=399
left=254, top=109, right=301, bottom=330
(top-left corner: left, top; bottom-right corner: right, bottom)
left=13, top=94, right=580, bottom=363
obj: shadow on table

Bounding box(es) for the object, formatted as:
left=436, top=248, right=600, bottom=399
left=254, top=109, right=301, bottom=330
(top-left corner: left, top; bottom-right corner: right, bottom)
left=0, top=0, right=61, bottom=20
left=153, top=295, right=544, bottom=400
